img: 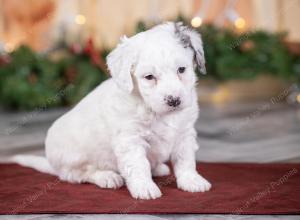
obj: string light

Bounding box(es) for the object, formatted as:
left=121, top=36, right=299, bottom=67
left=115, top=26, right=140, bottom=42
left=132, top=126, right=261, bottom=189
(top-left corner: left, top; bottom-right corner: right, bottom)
left=234, top=17, right=246, bottom=29
left=226, top=9, right=246, bottom=30
left=191, top=16, right=203, bottom=28
left=191, top=0, right=210, bottom=28
left=75, top=14, right=86, bottom=25
left=297, top=94, right=300, bottom=103
left=212, top=87, right=230, bottom=104
left=4, top=43, right=14, bottom=53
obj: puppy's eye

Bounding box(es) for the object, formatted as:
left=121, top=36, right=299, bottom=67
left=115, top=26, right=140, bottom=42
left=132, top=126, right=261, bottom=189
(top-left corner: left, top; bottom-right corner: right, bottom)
left=178, top=67, right=186, bottom=74
left=144, top=74, right=155, bottom=80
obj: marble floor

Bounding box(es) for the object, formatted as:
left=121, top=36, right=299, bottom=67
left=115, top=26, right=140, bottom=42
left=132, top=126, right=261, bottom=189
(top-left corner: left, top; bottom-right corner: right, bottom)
left=0, top=101, right=300, bottom=219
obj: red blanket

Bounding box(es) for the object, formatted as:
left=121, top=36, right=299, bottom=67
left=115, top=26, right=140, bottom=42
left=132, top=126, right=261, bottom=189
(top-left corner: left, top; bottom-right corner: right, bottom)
left=0, top=163, right=299, bottom=214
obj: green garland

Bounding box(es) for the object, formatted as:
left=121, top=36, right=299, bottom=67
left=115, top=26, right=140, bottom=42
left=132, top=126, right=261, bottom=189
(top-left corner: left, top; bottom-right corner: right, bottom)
left=1, top=18, right=300, bottom=110
left=0, top=46, right=108, bottom=110
left=0, top=46, right=62, bottom=110
left=136, top=19, right=300, bottom=83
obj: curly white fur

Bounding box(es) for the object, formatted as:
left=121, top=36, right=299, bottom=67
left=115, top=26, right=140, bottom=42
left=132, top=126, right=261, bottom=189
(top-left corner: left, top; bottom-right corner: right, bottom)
left=12, top=22, right=211, bottom=199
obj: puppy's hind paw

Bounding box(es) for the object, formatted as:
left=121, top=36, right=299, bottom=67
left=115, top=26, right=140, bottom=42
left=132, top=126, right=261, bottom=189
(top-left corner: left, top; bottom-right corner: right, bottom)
left=127, top=180, right=162, bottom=200
left=177, top=172, right=211, bottom=193
left=152, top=163, right=170, bottom=177
left=91, top=170, right=124, bottom=189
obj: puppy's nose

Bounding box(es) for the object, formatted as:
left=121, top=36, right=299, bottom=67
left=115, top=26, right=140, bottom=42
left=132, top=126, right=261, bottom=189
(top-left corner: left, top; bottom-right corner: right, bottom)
left=166, top=95, right=181, bottom=107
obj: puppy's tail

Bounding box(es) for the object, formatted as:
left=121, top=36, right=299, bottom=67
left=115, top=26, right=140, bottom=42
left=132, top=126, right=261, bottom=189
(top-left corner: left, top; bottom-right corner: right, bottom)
left=9, top=155, right=56, bottom=175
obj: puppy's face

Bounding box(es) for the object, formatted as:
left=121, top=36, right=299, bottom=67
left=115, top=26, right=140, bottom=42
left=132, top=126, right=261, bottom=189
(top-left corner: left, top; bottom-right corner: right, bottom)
left=133, top=43, right=196, bottom=114
left=107, top=22, right=206, bottom=114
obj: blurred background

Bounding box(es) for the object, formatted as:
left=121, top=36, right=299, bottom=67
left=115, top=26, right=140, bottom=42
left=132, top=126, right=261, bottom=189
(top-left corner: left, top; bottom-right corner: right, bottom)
left=0, top=0, right=300, bottom=163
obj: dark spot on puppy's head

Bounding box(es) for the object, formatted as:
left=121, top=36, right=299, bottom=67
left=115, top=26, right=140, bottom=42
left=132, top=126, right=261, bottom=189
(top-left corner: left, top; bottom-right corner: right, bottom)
left=174, top=22, right=191, bottom=49
left=173, top=22, right=206, bottom=74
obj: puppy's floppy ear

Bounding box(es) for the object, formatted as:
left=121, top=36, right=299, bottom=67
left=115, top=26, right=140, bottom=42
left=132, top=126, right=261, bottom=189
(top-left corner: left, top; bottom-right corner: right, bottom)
left=174, top=22, right=206, bottom=74
left=106, top=36, right=137, bottom=93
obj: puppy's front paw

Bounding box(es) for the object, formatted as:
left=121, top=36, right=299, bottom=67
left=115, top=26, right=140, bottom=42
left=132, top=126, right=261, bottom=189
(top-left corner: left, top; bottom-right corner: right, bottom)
left=177, top=172, right=211, bottom=193
left=127, top=180, right=162, bottom=200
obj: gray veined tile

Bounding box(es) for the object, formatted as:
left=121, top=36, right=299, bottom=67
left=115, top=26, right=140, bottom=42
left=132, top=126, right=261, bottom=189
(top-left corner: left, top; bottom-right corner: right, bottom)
left=196, top=134, right=300, bottom=163
left=0, top=215, right=300, bottom=220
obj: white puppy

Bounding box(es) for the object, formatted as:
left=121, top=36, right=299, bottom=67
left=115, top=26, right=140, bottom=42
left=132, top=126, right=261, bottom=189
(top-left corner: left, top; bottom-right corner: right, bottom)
left=13, top=22, right=211, bottom=199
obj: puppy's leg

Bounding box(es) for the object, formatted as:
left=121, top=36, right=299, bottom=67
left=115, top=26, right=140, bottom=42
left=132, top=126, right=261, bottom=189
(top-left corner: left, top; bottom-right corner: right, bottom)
left=171, top=130, right=211, bottom=192
left=59, top=168, right=124, bottom=189
left=114, top=137, right=162, bottom=199
left=152, top=163, right=170, bottom=177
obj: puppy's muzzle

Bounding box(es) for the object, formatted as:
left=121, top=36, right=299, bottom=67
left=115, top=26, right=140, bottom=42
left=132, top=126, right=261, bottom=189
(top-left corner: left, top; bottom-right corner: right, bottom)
left=165, top=95, right=181, bottom=107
